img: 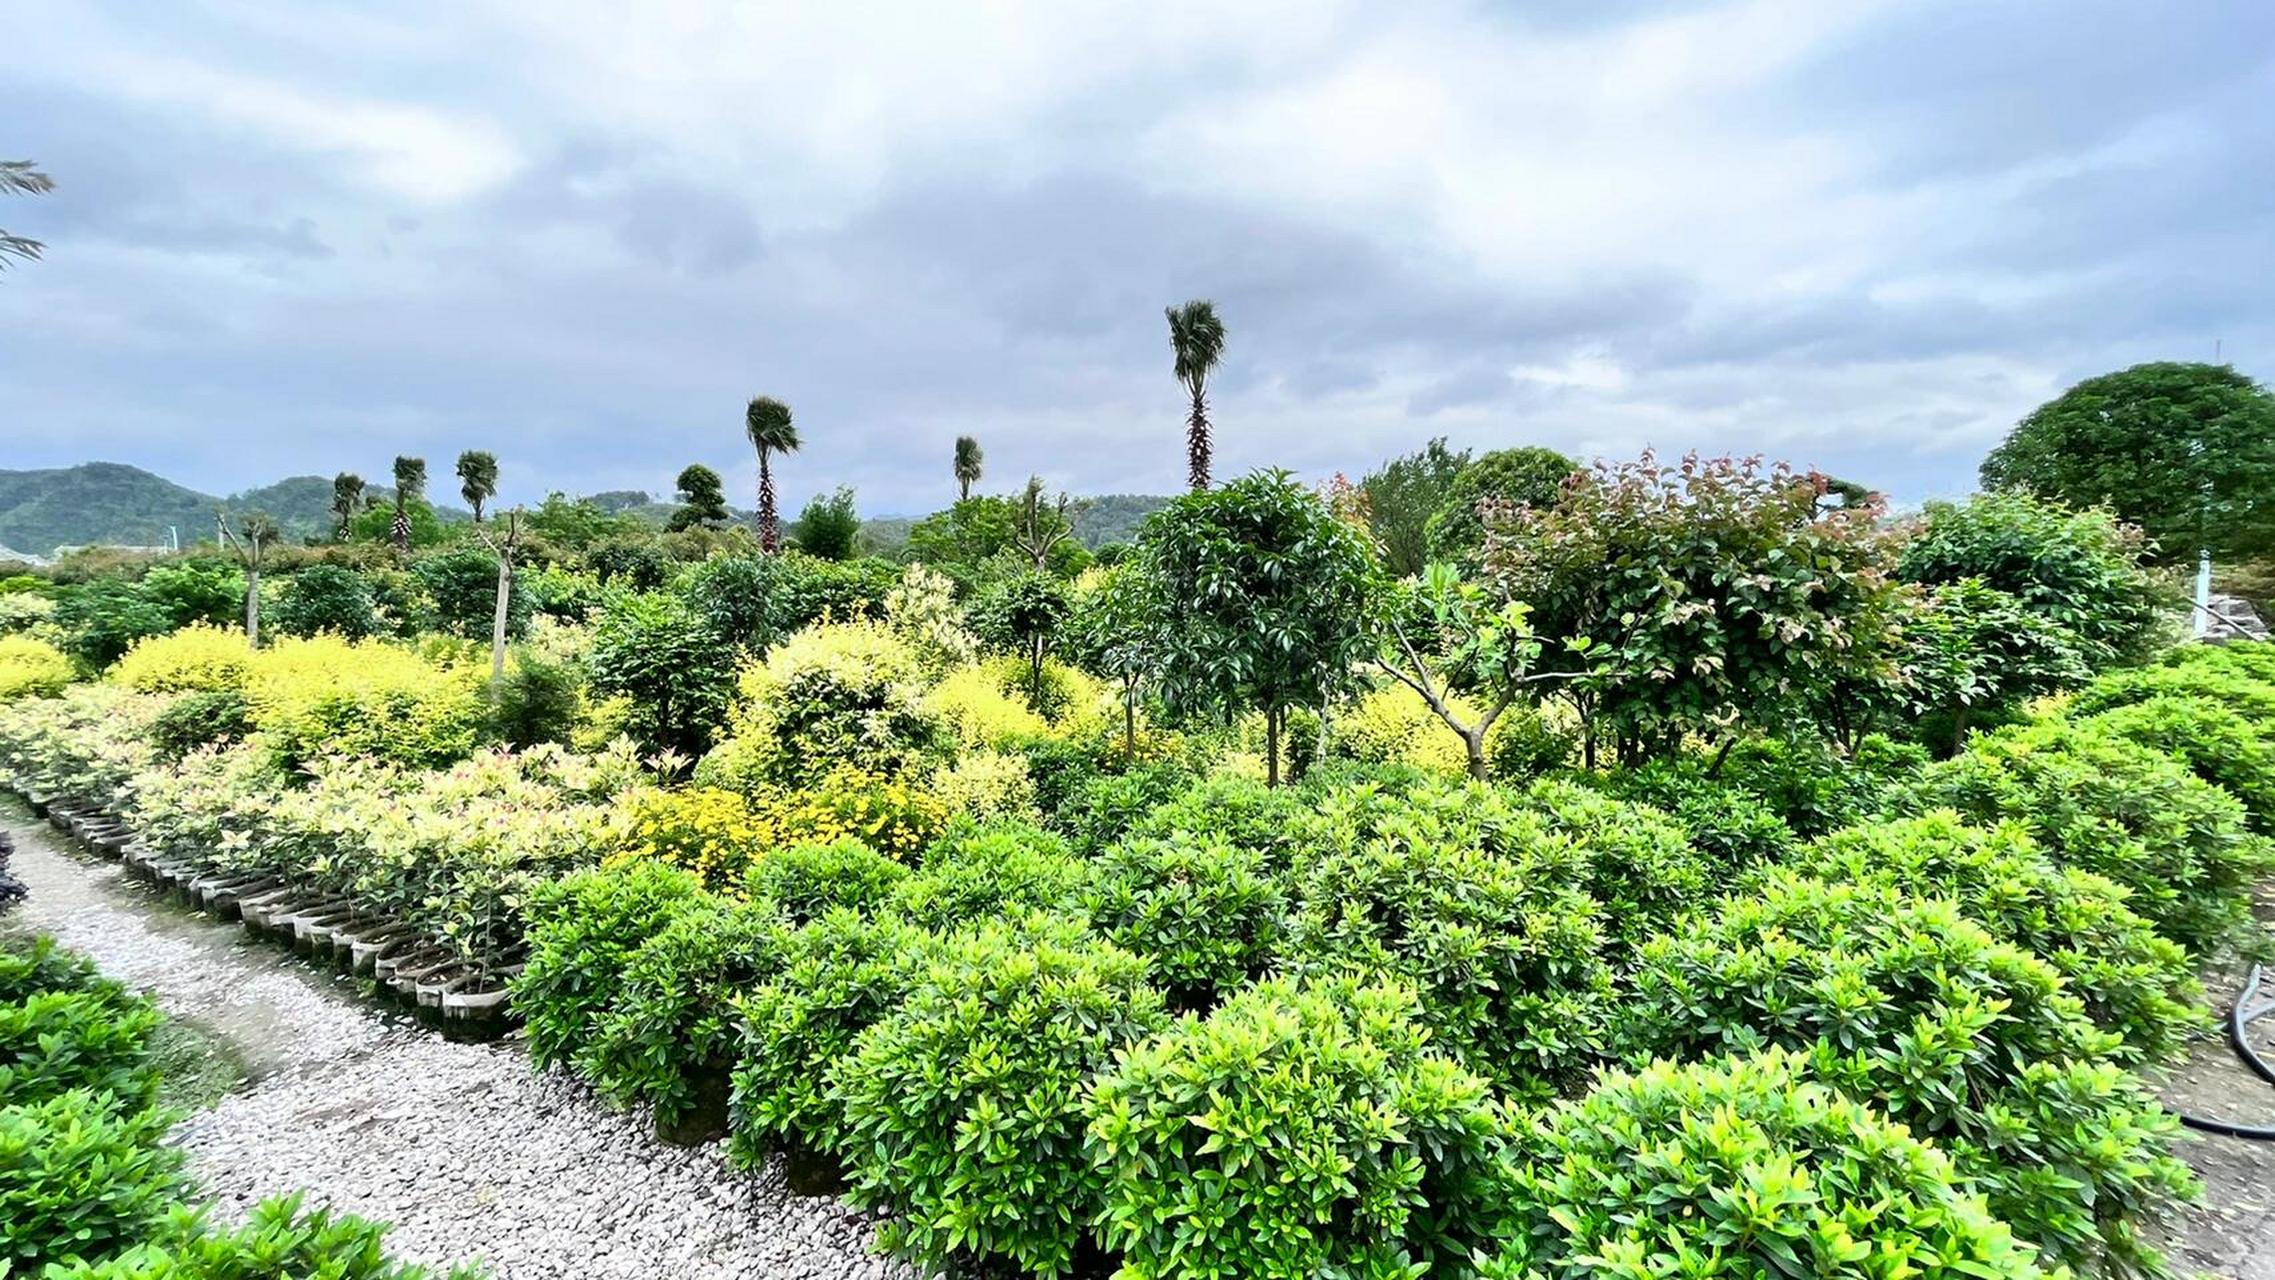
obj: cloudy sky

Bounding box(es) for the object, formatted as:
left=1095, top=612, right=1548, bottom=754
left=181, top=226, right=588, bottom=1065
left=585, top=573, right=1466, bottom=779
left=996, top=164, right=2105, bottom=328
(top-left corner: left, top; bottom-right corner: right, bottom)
left=5, top=1, right=2271, bottom=515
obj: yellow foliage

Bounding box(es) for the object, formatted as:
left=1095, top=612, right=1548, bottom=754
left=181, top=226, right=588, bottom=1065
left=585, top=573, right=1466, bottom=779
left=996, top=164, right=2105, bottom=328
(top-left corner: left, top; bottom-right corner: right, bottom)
left=1335, top=682, right=1473, bottom=776
left=723, top=618, right=942, bottom=783
left=606, top=785, right=768, bottom=890
left=929, top=665, right=1046, bottom=749
left=245, top=634, right=488, bottom=767
left=608, top=766, right=951, bottom=889
left=109, top=623, right=253, bottom=693
left=928, top=747, right=1039, bottom=824
left=0, top=635, right=74, bottom=702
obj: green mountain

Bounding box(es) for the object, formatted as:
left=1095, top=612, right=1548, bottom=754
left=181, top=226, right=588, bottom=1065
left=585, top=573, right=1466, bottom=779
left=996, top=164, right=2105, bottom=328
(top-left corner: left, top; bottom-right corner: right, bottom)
left=0, top=463, right=473, bottom=556
left=1072, top=494, right=1172, bottom=548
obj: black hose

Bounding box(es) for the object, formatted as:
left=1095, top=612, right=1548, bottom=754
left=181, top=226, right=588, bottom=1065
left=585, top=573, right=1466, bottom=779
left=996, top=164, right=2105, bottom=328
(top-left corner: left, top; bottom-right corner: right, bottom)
left=2176, top=963, right=2275, bottom=1140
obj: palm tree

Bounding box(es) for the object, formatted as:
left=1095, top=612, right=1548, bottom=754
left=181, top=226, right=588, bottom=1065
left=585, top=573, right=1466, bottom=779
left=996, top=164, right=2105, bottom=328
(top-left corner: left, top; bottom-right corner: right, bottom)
left=456, top=450, right=499, bottom=523
left=1, top=161, right=53, bottom=271
left=330, top=473, right=365, bottom=540
left=1166, top=300, right=1226, bottom=491
left=953, top=435, right=984, bottom=501
left=744, top=396, right=800, bottom=553
left=391, top=456, right=426, bottom=554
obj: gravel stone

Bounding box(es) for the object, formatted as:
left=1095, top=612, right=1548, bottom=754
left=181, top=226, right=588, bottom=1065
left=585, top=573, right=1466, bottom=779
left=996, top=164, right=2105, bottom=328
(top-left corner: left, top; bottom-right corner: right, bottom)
left=5, top=815, right=915, bottom=1280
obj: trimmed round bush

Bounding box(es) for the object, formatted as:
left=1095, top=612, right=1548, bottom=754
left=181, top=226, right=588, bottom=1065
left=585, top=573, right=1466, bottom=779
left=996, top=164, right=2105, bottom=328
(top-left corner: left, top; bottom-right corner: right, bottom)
left=145, top=688, right=254, bottom=761
left=1620, top=874, right=2194, bottom=1275
left=511, top=863, right=706, bottom=1070
left=1281, top=776, right=1613, bottom=1102
left=107, top=623, right=251, bottom=694
left=1898, top=718, right=2275, bottom=952
left=1794, top=811, right=2201, bottom=1062
left=577, top=896, right=786, bottom=1127
left=1592, top=762, right=1799, bottom=872
left=745, top=838, right=909, bottom=925
left=728, top=907, right=938, bottom=1163
left=1121, top=771, right=1309, bottom=866
left=1088, top=976, right=1519, bottom=1280
left=1518, top=777, right=1710, bottom=956
left=2083, top=692, right=2275, bottom=831
left=834, top=914, right=1168, bottom=1277
left=891, top=822, right=1090, bottom=930
left=1479, top=1049, right=2052, bottom=1280
left=1083, top=833, right=1287, bottom=1011
left=47, top=1193, right=471, bottom=1279
left=0, top=634, right=74, bottom=702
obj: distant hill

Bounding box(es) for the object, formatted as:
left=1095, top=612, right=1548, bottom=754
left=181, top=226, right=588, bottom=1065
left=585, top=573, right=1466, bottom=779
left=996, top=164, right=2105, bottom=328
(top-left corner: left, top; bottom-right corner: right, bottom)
left=1073, top=494, right=1172, bottom=548
left=0, top=463, right=469, bottom=555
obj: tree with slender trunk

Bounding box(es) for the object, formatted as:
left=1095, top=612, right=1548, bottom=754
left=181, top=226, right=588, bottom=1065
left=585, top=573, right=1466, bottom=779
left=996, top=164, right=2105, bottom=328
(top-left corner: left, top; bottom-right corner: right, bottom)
left=1166, top=300, right=1226, bottom=491
left=480, top=509, right=525, bottom=689
left=391, top=456, right=426, bottom=554
left=0, top=161, right=53, bottom=271
left=954, top=435, right=984, bottom=501
left=330, top=473, right=365, bottom=540
left=744, top=396, right=801, bottom=554
left=457, top=450, right=499, bottom=523
left=218, top=511, right=280, bottom=650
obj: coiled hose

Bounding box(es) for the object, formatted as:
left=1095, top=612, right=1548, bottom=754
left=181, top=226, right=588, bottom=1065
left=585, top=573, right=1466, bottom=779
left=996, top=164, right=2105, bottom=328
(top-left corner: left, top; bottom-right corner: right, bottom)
left=2176, top=964, right=2275, bottom=1140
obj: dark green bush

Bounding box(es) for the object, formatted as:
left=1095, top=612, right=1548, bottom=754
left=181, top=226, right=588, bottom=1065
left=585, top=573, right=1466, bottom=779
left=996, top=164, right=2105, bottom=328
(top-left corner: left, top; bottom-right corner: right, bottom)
left=270, top=564, right=380, bottom=640
left=1793, top=811, right=2202, bottom=1063
left=576, top=897, right=785, bottom=1127
left=1518, top=777, right=1709, bottom=956
left=587, top=591, right=739, bottom=759
left=0, top=1090, right=186, bottom=1273
left=745, top=838, right=909, bottom=925
left=1897, top=718, right=2275, bottom=951
left=1619, top=874, right=2194, bottom=1276
left=147, top=689, right=255, bottom=761
left=485, top=651, right=583, bottom=750
left=1479, top=1049, right=2050, bottom=1280
left=891, top=822, right=1089, bottom=930
left=1280, top=776, right=1613, bottom=1102
left=1088, top=976, right=1519, bottom=1280
left=511, top=864, right=706, bottom=1069
left=1051, top=762, right=1197, bottom=852
left=55, top=580, right=173, bottom=667
left=1083, top=832, right=1287, bottom=1011
left=728, top=907, right=937, bottom=1162
left=1591, top=763, right=1798, bottom=872
left=834, top=914, right=1168, bottom=1277
left=1120, top=770, right=1309, bottom=865
left=0, top=990, right=162, bottom=1109
left=0, top=936, right=108, bottom=1006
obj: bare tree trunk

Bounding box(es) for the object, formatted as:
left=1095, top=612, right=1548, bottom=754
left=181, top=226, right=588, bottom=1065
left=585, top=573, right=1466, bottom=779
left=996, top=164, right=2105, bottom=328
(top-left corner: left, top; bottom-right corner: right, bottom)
left=1265, top=707, right=1281, bottom=787
left=1463, top=725, right=1489, bottom=780
left=490, top=552, right=513, bottom=688
left=1949, top=705, right=1971, bottom=757
left=1122, top=680, right=1138, bottom=762
left=243, top=566, right=260, bottom=650
left=1186, top=392, right=1211, bottom=492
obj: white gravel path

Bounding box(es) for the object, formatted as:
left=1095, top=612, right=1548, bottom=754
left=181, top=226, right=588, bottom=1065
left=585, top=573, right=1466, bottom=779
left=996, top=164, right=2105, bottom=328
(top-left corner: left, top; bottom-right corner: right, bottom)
left=4, top=812, right=914, bottom=1280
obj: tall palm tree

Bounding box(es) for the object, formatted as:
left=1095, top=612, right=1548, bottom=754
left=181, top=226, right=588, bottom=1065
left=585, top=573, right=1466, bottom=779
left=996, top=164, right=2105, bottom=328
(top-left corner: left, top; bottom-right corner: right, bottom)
left=391, top=456, right=426, bottom=554
left=744, top=396, right=800, bottom=553
left=456, top=450, right=499, bottom=523
left=0, top=161, right=53, bottom=271
left=330, top=472, right=366, bottom=540
left=1166, top=299, right=1226, bottom=491
left=953, top=435, right=984, bottom=501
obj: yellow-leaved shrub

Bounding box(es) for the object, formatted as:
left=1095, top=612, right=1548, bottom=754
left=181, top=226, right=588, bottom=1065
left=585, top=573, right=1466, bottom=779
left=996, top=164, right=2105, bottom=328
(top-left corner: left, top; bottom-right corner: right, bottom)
left=0, top=634, right=74, bottom=702
left=929, top=665, right=1047, bottom=749
left=927, top=747, right=1040, bottom=824
left=245, top=634, right=488, bottom=768
left=1333, top=682, right=1473, bottom=776
left=108, top=623, right=253, bottom=693
left=707, top=618, right=944, bottom=786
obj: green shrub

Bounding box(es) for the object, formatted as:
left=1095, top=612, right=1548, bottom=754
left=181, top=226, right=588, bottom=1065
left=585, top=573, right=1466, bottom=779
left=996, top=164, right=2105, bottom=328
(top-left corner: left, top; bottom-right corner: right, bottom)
left=1898, top=718, right=2275, bottom=951
left=54, top=580, right=173, bottom=668
left=1620, top=874, right=2195, bottom=1275
left=1717, top=733, right=1921, bottom=837
left=412, top=545, right=530, bottom=643
left=1052, top=762, right=1197, bottom=853
left=1089, top=976, right=1518, bottom=1280
left=2083, top=693, right=2275, bottom=830
left=1120, top=770, right=1309, bottom=865
left=1482, top=704, right=1576, bottom=778
left=1796, top=811, right=2201, bottom=1062
left=49, top=1194, right=479, bottom=1279
left=0, top=936, right=107, bottom=1005
left=1083, top=833, right=1287, bottom=1011
left=0, top=990, right=162, bottom=1109
left=1592, top=763, right=1798, bottom=871
left=745, top=838, right=909, bottom=925
left=0, top=1090, right=185, bottom=1273
left=578, top=897, right=786, bottom=1127
left=1518, top=777, right=1709, bottom=956
left=2071, top=658, right=2275, bottom=722
left=1479, top=1049, right=2051, bottom=1280
left=728, top=908, right=937, bottom=1162
left=834, top=914, right=1168, bottom=1277
left=891, top=822, right=1089, bottom=930
left=511, top=864, right=707, bottom=1069
left=270, top=564, right=381, bottom=640
left=138, top=561, right=244, bottom=630
left=486, top=652, right=583, bottom=750
left=146, top=688, right=254, bottom=761
left=587, top=591, right=739, bottom=759
left=1281, top=776, right=1613, bottom=1102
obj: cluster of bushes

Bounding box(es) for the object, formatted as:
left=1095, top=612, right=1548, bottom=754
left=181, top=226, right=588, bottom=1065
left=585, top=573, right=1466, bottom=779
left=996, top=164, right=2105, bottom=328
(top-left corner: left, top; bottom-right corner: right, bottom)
left=0, top=937, right=467, bottom=1276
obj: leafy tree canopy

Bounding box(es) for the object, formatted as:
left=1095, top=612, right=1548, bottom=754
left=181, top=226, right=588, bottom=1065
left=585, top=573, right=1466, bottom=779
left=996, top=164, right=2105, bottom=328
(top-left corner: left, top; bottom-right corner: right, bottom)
left=1982, top=361, right=2275, bottom=561
left=1361, top=437, right=1470, bottom=578
left=791, top=486, right=860, bottom=561
left=1424, top=445, right=1577, bottom=569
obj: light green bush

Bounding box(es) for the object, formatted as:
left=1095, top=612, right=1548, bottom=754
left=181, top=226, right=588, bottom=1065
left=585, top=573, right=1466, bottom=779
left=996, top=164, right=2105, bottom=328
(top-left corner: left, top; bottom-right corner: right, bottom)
left=1083, top=832, right=1287, bottom=1011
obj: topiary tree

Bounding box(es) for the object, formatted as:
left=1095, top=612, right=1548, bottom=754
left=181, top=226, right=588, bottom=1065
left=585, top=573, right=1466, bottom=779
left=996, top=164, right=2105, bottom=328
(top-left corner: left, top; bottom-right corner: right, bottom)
left=1481, top=1049, right=2054, bottom=1280
left=588, top=591, right=740, bottom=762
left=1898, top=577, right=2091, bottom=753
left=1984, top=361, right=2275, bottom=566
left=1486, top=452, right=1907, bottom=769
left=669, top=463, right=732, bottom=532
left=833, top=914, right=1168, bottom=1277
left=1898, top=490, right=2170, bottom=668
left=1423, top=445, right=1575, bottom=570
left=1134, top=470, right=1383, bottom=785
left=455, top=449, right=499, bottom=523
left=1088, top=976, right=1521, bottom=1280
